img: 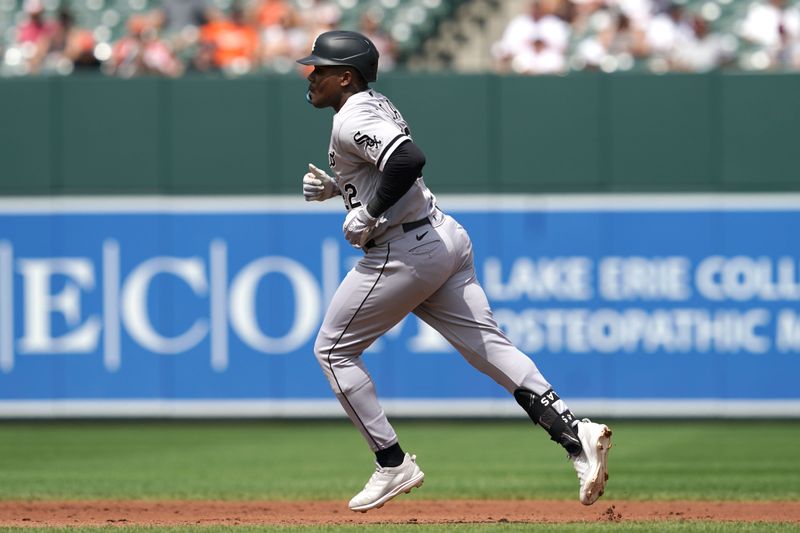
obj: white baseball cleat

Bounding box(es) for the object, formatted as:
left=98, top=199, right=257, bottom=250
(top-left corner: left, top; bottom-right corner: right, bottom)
left=570, top=419, right=613, bottom=506
left=348, top=453, right=425, bottom=512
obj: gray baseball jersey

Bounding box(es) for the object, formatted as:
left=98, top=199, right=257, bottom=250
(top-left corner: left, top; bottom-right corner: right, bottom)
left=313, top=90, right=571, bottom=451
left=328, top=90, right=437, bottom=244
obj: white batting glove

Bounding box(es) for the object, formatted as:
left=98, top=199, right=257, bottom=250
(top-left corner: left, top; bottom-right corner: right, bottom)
left=342, top=206, right=383, bottom=248
left=302, top=163, right=339, bottom=202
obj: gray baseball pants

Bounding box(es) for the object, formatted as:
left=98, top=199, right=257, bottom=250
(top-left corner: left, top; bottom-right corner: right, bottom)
left=314, top=212, right=571, bottom=451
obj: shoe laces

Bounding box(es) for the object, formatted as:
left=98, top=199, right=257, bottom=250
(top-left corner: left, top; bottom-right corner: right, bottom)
left=367, top=463, right=385, bottom=480
left=361, top=462, right=391, bottom=490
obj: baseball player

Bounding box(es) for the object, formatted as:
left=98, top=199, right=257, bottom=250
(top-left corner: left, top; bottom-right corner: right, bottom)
left=297, top=30, right=612, bottom=513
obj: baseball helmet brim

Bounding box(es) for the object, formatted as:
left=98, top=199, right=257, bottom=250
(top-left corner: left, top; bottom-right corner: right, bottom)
left=296, top=54, right=344, bottom=67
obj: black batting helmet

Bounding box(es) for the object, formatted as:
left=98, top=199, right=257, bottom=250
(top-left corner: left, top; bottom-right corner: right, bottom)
left=297, top=30, right=379, bottom=83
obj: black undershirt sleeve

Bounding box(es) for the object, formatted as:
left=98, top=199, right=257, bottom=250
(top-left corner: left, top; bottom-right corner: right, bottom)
left=366, top=140, right=426, bottom=218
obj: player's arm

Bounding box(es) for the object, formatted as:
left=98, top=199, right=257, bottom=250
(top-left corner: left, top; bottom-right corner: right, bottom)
left=365, top=141, right=426, bottom=218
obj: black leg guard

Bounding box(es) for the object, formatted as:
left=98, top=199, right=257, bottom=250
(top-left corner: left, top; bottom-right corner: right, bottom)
left=514, top=388, right=582, bottom=456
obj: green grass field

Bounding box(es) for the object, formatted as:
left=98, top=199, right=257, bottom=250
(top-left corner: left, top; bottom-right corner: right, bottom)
left=0, top=419, right=798, bottom=531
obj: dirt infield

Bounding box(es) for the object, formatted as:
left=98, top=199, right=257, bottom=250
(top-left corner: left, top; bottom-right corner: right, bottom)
left=1, top=500, right=798, bottom=527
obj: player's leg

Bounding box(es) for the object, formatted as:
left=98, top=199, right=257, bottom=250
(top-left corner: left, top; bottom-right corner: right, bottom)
left=413, top=215, right=579, bottom=441
left=414, top=281, right=612, bottom=504
left=413, top=214, right=612, bottom=504
left=315, top=243, right=450, bottom=452
left=315, top=256, right=408, bottom=453
left=314, top=241, right=452, bottom=511
left=412, top=267, right=582, bottom=450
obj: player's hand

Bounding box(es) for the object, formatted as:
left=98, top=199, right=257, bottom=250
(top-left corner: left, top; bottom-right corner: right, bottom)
left=303, top=163, right=339, bottom=202
left=342, top=206, right=381, bottom=248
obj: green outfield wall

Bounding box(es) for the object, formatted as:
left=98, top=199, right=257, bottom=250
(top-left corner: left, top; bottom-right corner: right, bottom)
left=1, top=72, right=797, bottom=195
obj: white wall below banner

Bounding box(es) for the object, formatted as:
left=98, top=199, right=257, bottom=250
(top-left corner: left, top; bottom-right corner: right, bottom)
left=0, top=399, right=798, bottom=418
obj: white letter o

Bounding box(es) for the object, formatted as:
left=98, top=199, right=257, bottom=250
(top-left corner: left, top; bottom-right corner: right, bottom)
left=229, top=257, right=320, bottom=353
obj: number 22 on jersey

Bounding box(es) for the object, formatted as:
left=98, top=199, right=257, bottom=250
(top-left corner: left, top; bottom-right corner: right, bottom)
left=343, top=183, right=361, bottom=209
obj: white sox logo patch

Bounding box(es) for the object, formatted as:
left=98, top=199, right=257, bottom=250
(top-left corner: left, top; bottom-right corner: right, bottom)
left=353, top=131, right=382, bottom=149
left=329, top=151, right=336, bottom=167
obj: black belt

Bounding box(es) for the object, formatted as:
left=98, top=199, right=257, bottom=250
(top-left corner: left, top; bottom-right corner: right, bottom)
left=364, top=217, right=431, bottom=250
left=401, top=217, right=432, bottom=233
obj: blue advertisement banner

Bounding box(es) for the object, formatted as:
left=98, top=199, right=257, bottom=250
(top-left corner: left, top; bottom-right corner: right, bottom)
left=1, top=196, right=799, bottom=416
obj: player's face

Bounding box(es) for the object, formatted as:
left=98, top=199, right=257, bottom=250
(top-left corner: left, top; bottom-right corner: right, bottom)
left=306, top=65, right=345, bottom=109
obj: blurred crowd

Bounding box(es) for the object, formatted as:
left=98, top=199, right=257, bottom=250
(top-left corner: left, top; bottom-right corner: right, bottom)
left=493, top=0, right=800, bottom=73
left=2, top=0, right=397, bottom=77
left=3, top=0, right=800, bottom=76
